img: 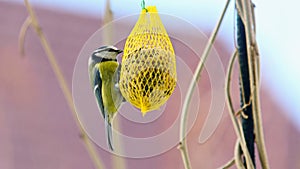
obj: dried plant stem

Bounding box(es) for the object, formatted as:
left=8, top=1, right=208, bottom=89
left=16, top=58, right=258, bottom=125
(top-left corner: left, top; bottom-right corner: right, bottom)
left=222, top=1, right=269, bottom=167
left=237, top=0, right=269, bottom=168
left=103, top=0, right=113, bottom=44
left=102, top=1, right=126, bottom=168
left=22, top=1, right=105, bottom=169
left=178, top=0, right=231, bottom=168
left=225, top=50, right=254, bottom=168
left=236, top=8, right=255, bottom=167
left=18, top=16, right=32, bottom=56
left=177, top=142, right=191, bottom=169
left=235, top=140, right=246, bottom=169
left=218, top=158, right=235, bottom=169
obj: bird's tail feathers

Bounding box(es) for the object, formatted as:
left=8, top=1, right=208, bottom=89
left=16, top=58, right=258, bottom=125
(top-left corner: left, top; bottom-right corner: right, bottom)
left=105, top=116, right=114, bottom=151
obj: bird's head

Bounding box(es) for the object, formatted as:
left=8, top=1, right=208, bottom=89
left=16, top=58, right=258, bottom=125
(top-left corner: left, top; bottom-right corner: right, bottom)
left=91, top=46, right=123, bottom=61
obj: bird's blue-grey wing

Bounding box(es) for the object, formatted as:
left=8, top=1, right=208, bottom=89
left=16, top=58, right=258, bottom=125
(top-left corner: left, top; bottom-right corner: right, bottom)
left=93, top=67, right=105, bottom=119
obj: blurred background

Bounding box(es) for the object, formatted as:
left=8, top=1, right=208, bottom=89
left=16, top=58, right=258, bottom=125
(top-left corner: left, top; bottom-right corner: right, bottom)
left=1, top=0, right=299, bottom=169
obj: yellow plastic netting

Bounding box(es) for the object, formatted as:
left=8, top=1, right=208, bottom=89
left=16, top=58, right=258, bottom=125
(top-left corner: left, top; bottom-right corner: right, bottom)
left=120, top=6, right=177, bottom=115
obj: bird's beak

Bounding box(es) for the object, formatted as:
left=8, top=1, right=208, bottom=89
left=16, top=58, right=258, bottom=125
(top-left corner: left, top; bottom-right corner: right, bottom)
left=117, top=49, right=123, bottom=54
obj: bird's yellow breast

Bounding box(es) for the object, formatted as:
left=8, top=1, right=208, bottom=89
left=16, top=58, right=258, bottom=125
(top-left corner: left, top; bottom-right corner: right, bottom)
left=98, top=61, right=118, bottom=80
left=97, top=61, right=119, bottom=114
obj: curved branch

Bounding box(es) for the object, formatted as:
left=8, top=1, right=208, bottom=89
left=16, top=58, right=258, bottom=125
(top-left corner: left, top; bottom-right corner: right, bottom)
left=18, top=16, right=32, bottom=56
left=22, top=1, right=105, bottom=168
left=225, top=50, right=254, bottom=168
left=237, top=1, right=270, bottom=168
left=218, top=158, right=235, bottom=169
left=178, top=0, right=232, bottom=168
left=234, top=140, right=246, bottom=169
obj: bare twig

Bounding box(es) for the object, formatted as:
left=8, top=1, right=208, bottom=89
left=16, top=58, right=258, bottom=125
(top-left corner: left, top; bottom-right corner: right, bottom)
left=21, top=1, right=105, bottom=169
left=238, top=0, right=269, bottom=168
left=18, top=16, right=32, bottom=56
left=218, top=158, right=235, bottom=169
left=235, top=0, right=245, bottom=24
left=235, top=96, right=252, bottom=118
left=178, top=0, right=231, bottom=168
left=234, top=140, right=246, bottom=169
left=177, top=142, right=192, bottom=169
left=103, top=0, right=113, bottom=44
left=225, top=50, right=254, bottom=168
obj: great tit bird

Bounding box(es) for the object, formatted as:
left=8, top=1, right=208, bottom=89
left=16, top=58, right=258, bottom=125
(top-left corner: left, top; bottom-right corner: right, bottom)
left=88, top=46, right=124, bottom=151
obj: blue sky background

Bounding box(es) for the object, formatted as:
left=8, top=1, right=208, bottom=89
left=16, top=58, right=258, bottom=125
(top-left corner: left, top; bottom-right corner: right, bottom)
left=9, top=0, right=300, bottom=130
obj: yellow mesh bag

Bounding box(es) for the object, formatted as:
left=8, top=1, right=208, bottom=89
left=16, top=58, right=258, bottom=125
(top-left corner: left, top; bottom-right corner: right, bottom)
left=120, top=6, right=177, bottom=115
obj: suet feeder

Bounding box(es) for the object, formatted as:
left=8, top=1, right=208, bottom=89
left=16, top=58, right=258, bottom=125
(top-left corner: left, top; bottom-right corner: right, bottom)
left=120, top=6, right=177, bottom=115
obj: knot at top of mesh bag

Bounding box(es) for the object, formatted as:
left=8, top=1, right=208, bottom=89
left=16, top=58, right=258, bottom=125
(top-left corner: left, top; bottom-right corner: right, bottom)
left=120, top=6, right=177, bottom=115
